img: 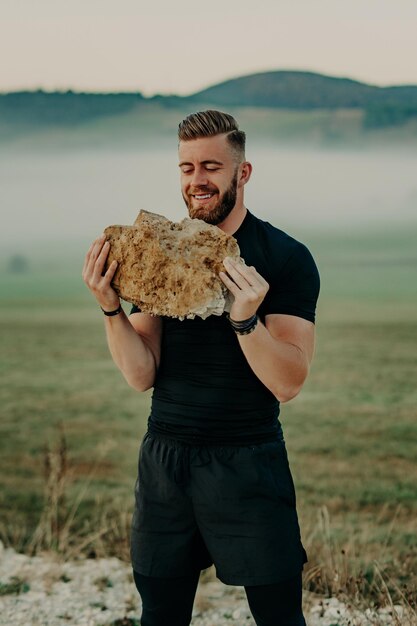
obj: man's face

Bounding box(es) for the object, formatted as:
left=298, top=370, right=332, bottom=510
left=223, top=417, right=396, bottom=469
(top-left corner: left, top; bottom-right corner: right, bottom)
left=178, top=134, right=240, bottom=225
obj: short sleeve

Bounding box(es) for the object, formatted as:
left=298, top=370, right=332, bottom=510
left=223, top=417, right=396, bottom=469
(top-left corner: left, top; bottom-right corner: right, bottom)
left=263, top=242, right=320, bottom=323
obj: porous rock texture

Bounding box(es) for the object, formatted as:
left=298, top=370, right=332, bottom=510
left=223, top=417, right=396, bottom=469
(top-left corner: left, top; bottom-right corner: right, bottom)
left=104, top=210, right=241, bottom=319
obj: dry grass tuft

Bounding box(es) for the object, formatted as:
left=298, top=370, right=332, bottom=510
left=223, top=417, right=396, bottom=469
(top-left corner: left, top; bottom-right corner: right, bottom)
left=302, top=505, right=417, bottom=623
left=24, top=426, right=117, bottom=559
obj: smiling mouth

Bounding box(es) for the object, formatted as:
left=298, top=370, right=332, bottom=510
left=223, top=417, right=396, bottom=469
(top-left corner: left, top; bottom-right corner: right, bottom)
left=192, top=193, right=216, bottom=202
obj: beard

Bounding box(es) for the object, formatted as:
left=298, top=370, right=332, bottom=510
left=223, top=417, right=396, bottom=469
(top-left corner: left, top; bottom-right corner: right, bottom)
left=183, top=170, right=238, bottom=226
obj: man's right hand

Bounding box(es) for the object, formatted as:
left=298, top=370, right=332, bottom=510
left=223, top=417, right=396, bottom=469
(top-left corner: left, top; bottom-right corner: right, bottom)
left=82, top=233, right=120, bottom=312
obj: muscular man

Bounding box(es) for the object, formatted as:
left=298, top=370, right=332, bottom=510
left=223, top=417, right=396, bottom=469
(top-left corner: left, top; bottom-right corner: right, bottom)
left=83, top=110, right=320, bottom=626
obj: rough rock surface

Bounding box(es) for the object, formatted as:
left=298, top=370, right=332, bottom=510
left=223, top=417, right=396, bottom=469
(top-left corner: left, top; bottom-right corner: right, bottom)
left=104, top=210, right=241, bottom=319
left=0, top=544, right=412, bottom=626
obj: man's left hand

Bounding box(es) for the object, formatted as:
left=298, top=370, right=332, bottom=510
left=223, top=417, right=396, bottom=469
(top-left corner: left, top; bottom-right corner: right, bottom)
left=220, top=257, right=269, bottom=321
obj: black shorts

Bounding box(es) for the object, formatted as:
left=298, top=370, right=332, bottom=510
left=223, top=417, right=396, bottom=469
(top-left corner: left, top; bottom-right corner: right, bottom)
left=130, top=432, right=307, bottom=586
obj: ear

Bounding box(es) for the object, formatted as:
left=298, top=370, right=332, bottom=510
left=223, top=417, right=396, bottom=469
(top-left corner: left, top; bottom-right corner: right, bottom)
left=238, top=161, right=252, bottom=188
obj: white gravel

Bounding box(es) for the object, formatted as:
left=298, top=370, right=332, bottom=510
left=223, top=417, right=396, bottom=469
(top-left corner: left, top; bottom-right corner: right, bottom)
left=0, top=542, right=413, bottom=625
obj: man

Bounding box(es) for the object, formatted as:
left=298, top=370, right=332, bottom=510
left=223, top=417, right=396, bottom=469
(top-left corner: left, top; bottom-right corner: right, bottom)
left=82, top=110, right=320, bottom=626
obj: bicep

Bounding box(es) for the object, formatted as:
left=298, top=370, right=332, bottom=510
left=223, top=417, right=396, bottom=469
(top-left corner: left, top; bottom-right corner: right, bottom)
left=265, top=313, right=316, bottom=365
left=128, top=312, right=163, bottom=369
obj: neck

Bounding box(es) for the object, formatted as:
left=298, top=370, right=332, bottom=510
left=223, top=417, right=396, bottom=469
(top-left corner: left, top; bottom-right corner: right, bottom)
left=217, top=204, right=247, bottom=235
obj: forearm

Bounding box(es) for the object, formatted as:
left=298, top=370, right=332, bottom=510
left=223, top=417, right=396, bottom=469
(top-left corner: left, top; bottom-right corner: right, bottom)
left=104, top=311, right=156, bottom=391
left=237, top=319, right=309, bottom=402
left=82, top=235, right=157, bottom=390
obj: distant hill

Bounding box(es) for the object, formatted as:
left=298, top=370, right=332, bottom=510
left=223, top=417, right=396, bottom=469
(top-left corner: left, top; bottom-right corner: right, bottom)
left=1, top=71, right=417, bottom=137
left=188, top=70, right=417, bottom=109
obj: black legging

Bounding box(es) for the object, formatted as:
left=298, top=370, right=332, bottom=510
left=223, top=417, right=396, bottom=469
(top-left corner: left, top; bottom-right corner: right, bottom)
left=133, top=570, right=306, bottom=626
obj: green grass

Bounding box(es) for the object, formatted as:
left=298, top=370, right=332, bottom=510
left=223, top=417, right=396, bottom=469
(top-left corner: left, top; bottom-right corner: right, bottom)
left=0, top=226, right=416, bottom=602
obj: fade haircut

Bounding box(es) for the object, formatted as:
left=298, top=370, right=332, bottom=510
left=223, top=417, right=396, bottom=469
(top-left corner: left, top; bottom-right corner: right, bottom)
left=178, top=110, right=246, bottom=163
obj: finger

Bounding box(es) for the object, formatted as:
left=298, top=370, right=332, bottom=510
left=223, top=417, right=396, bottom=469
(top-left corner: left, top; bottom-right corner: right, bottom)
left=86, top=236, right=107, bottom=277
left=223, top=260, right=255, bottom=292
left=247, top=265, right=269, bottom=290
left=219, top=271, right=240, bottom=296
left=88, top=234, right=106, bottom=257
left=225, top=258, right=265, bottom=289
left=84, top=239, right=100, bottom=275
left=92, top=240, right=111, bottom=281
left=245, top=265, right=267, bottom=286
left=102, top=259, right=118, bottom=284
left=223, top=258, right=252, bottom=282
left=89, top=233, right=106, bottom=256
left=82, top=240, right=97, bottom=276
left=86, top=240, right=95, bottom=256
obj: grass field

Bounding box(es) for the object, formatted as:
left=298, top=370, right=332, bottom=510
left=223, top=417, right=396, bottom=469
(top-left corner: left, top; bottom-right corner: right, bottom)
left=0, top=226, right=416, bottom=609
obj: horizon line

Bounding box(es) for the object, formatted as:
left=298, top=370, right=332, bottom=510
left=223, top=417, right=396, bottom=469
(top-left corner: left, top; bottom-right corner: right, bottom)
left=1, top=68, right=417, bottom=97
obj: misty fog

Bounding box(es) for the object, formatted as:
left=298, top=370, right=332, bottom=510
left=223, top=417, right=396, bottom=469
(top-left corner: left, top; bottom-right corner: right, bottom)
left=1, top=144, right=416, bottom=262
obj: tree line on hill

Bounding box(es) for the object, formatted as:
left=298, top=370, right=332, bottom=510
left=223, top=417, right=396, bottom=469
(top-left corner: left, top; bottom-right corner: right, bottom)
left=0, top=90, right=145, bottom=126
left=1, top=71, right=417, bottom=130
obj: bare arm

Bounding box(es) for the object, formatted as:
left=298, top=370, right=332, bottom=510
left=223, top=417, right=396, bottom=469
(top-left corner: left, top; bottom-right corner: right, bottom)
left=235, top=314, right=314, bottom=402
left=104, top=311, right=162, bottom=391
left=82, top=234, right=162, bottom=391
left=220, top=257, right=315, bottom=402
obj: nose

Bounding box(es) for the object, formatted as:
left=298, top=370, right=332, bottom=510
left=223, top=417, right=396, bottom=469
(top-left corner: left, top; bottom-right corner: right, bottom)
left=190, top=167, right=209, bottom=188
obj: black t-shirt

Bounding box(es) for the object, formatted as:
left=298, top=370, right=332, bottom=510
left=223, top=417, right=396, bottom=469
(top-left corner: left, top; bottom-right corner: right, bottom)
left=130, top=210, right=320, bottom=445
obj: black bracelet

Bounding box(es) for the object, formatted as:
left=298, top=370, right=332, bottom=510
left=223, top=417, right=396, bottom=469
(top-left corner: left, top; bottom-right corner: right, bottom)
left=228, top=313, right=256, bottom=327
left=100, top=303, right=123, bottom=316
left=228, top=313, right=258, bottom=335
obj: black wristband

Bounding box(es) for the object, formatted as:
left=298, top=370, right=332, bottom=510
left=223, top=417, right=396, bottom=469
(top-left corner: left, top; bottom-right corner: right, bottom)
left=228, top=313, right=256, bottom=327
left=100, top=303, right=122, bottom=316
left=227, top=313, right=258, bottom=335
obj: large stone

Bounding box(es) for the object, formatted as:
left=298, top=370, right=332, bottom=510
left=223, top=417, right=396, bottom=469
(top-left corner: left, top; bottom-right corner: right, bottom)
left=103, top=210, right=241, bottom=319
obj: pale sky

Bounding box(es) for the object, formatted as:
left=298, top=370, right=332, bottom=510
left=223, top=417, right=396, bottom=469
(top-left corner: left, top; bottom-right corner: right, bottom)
left=1, top=0, right=417, bottom=95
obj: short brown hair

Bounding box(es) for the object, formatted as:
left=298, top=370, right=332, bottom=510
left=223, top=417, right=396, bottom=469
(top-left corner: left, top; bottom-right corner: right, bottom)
left=178, top=110, right=246, bottom=162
